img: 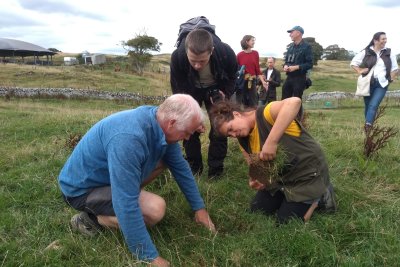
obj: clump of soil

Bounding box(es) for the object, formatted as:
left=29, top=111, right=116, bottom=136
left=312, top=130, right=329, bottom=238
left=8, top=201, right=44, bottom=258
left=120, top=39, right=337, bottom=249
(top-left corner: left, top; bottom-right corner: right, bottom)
left=248, top=151, right=286, bottom=185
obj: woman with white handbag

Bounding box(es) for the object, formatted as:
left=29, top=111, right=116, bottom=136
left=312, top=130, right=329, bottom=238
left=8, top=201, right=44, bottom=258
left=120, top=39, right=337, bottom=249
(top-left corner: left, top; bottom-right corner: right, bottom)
left=350, top=32, right=398, bottom=133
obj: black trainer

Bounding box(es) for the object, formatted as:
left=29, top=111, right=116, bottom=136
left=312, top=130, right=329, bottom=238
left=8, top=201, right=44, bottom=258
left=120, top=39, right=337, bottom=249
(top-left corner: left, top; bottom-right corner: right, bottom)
left=318, top=183, right=337, bottom=213
left=208, top=167, right=223, bottom=180
left=70, top=212, right=103, bottom=237
left=185, top=158, right=203, bottom=176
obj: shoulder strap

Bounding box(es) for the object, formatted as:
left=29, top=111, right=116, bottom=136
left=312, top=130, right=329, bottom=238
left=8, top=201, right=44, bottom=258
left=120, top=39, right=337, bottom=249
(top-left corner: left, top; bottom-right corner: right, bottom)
left=237, top=106, right=270, bottom=154
left=237, top=136, right=251, bottom=154
left=255, top=107, right=270, bottom=150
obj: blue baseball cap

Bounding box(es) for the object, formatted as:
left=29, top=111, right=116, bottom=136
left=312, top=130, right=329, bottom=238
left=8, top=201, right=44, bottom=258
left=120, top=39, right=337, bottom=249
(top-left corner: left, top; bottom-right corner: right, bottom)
left=287, top=26, right=304, bottom=34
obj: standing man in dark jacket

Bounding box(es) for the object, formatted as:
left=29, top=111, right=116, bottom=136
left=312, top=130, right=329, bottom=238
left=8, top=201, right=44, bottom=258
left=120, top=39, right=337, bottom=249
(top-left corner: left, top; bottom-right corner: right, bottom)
left=259, top=57, right=281, bottom=105
left=282, top=26, right=313, bottom=100
left=170, top=28, right=238, bottom=178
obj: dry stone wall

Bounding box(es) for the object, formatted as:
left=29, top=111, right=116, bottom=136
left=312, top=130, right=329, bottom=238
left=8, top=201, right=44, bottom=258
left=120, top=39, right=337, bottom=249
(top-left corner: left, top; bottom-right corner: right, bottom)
left=0, top=86, right=167, bottom=103
left=305, top=90, right=400, bottom=101
left=1, top=87, right=399, bottom=102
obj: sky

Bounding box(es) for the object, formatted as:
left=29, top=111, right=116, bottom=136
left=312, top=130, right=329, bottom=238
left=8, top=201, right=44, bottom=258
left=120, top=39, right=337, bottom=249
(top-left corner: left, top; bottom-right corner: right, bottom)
left=1, top=0, right=399, bottom=58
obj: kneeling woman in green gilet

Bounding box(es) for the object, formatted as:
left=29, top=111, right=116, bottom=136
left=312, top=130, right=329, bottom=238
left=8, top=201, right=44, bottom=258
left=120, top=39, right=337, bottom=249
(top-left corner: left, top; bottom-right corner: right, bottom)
left=209, top=97, right=336, bottom=224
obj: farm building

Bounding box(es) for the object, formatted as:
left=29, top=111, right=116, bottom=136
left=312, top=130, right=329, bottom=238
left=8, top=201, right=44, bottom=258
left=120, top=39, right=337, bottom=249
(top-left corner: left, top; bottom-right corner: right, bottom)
left=63, top=57, right=79, bottom=65
left=0, top=38, right=56, bottom=64
left=82, top=52, right=106, bottom=65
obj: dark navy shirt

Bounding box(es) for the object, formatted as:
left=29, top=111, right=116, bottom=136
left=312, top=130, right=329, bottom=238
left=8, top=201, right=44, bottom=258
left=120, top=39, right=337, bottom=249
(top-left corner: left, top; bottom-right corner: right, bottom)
left=284, top=40, right=313, bottom=76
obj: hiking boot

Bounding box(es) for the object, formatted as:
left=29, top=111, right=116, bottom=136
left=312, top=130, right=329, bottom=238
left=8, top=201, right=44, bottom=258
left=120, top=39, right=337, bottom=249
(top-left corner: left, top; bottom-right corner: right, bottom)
left=191, top=166, right=203, bottom=176
left=318, top=183, right=337, bottom=213
left=70, top=212, right=103, bottom=237
left=185, top=158, right=203, bottom=176
left=208, top=167, right=223, bottom=180
left=364, top=123, right=372, bottom=135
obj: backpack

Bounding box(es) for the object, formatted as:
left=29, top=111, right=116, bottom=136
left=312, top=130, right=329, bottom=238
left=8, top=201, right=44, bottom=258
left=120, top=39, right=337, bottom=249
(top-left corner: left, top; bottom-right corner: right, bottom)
left=175, top=16, right=216, bottom=47
left=234, top=65, right=246, bottom=92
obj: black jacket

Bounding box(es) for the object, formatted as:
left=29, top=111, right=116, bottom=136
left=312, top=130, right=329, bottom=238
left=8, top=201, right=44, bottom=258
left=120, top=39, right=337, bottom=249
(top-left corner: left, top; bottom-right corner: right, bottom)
left=262, top=68, right=281, bottom=89
left=170, top=34, right=238, bottom=98
left=361, top=47, right=392, bottom=81
left=284, top=40, right=313, bottom=76
left=259, top=68, right=281, bottom=101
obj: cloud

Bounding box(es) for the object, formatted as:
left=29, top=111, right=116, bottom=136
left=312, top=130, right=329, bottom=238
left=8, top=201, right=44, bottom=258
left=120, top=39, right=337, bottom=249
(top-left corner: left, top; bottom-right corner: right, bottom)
left=365, top=0, right=400, bottom=7
left=2, top=0, right=399, bottom=56
left=0, top=11, right=42, bottom=28
left=98, top=46, right=126, bottom=55
left=17, top=0, right=106, bottom=20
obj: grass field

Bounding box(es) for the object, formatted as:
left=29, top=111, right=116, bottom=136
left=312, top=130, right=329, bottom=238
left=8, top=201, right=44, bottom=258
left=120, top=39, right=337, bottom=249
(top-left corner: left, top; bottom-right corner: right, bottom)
left=1, top=57, right=400, bottom=266
left=0, top=54, right=172, bottom=96
left=1, top=56, right=384, bottom=95
left=1, top=96, right=400, bottom=266
left=2, top=56, right=399, bottom=102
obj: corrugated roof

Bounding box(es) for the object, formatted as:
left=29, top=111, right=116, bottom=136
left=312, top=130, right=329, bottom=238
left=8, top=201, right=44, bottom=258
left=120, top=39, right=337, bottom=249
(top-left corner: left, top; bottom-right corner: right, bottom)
left=0, top=38, right=56, bottom=57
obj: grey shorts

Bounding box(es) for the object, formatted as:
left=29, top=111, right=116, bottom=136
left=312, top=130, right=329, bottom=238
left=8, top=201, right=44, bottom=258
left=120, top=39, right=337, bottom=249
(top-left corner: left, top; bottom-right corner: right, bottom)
left=63, top=186, right=115, bottom=216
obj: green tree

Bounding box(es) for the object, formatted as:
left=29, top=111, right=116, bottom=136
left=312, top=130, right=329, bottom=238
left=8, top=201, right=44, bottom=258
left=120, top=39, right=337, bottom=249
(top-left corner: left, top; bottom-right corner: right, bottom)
left=48, top=48, right=61, bottom=53
left=323, top=44, right=353, bottom=60
left=283, top=37, right=323, bottom=66
left=76, top=54, right=85, bottom=65
left=303, top=37, right=323, bottom=66
left=122, top=33, right=162, bottom=75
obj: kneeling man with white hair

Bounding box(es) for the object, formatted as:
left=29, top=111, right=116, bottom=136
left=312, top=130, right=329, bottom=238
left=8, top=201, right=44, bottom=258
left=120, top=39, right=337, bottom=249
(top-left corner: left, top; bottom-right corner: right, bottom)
left=58, top=94, right=215, bottom=266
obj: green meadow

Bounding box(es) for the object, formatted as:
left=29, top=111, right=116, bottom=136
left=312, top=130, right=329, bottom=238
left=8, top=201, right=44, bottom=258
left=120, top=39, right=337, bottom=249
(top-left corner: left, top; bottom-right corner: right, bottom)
left=1, top=58, right=400, bottom=266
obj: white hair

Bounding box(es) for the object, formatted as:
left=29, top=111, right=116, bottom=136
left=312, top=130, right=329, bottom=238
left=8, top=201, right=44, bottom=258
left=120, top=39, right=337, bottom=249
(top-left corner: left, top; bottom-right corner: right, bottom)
left=158, top=94, right=205, bottom=130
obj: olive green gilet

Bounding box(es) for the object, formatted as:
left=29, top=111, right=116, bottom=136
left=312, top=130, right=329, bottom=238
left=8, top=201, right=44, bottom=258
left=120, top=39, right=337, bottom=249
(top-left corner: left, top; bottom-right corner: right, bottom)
left=238, top=107, right=329, bottom=202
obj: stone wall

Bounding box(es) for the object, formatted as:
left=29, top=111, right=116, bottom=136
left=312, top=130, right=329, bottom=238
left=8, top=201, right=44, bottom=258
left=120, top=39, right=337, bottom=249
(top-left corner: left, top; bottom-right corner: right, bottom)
left=1, top=86, right=400, bottom=102
left=305, top=90, right=400, bottom=101
left=0, top=86, right=167, bottom=103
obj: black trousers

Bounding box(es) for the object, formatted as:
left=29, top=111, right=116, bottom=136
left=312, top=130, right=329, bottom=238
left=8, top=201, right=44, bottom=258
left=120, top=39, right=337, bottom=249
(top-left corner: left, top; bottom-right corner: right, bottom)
left=282, top=74, right=306, bottom=120
left=250, top=190, right=311, bottom=224
left=63, top=186, right=115, bottom=216
left=183, top=87, right=228, bottom=176
left=282, top=74, right=306, bottom=100
left=235, top=79, right=258, bottom=108
left=259, top=87, right=277, bottom=106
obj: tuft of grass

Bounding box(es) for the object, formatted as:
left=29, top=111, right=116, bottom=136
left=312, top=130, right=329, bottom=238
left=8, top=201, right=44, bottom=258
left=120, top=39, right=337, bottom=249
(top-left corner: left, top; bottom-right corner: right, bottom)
left=64, top=133, right=82, bottom=150
left=364, top=105, right=399, bottom=157
left=248, top=148, right=287, bottom=186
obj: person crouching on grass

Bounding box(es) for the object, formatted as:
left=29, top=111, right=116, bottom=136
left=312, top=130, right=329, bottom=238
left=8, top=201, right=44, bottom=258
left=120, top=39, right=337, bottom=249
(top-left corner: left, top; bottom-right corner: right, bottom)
left=209, top=97, right=337, bottom=224
left=58, top=94, right=216, bottom=267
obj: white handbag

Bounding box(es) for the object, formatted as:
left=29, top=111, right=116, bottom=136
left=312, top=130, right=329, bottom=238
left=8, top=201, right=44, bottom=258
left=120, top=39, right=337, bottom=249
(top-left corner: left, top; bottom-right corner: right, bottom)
left=355, top=65, right=376, bottom=96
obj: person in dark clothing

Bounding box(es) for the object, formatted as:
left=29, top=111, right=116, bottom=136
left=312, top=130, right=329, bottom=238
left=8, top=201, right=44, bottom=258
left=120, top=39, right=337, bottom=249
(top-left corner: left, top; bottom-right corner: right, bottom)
left=170, top=28, right=238, bottom=178
left=259, top=57, right=281, bottom=105
left=208, top=98, right=337, bottom=224
left=282, top=26, right=313, bottom=100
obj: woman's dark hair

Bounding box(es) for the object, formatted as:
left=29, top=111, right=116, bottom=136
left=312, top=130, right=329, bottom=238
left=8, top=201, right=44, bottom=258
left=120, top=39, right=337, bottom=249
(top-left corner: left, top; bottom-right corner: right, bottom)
left=209, top=100, right=254, bottom=136
left=240, top=35, right=255, bottom=50
left=365, top=32, right=386, bottom=50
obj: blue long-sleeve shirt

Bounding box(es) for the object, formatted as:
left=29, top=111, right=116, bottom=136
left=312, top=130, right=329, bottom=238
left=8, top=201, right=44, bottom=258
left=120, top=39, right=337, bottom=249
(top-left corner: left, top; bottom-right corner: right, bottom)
left=58, top=106, right=205, bottom=260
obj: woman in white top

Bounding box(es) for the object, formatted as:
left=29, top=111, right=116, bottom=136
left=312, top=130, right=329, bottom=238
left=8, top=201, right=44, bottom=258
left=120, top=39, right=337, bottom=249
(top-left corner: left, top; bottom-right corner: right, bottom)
left=350, top=32, right=398, bottom=132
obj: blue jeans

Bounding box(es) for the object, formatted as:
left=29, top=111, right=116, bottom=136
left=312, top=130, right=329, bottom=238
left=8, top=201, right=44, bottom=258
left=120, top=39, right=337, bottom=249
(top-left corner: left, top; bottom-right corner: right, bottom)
left=363, top=79, right=387, bottom=124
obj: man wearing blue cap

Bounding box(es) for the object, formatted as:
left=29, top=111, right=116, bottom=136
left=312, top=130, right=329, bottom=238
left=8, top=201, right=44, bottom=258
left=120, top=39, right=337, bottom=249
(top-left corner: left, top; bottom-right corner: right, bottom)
left=282, top=26, right=313, bottom=101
